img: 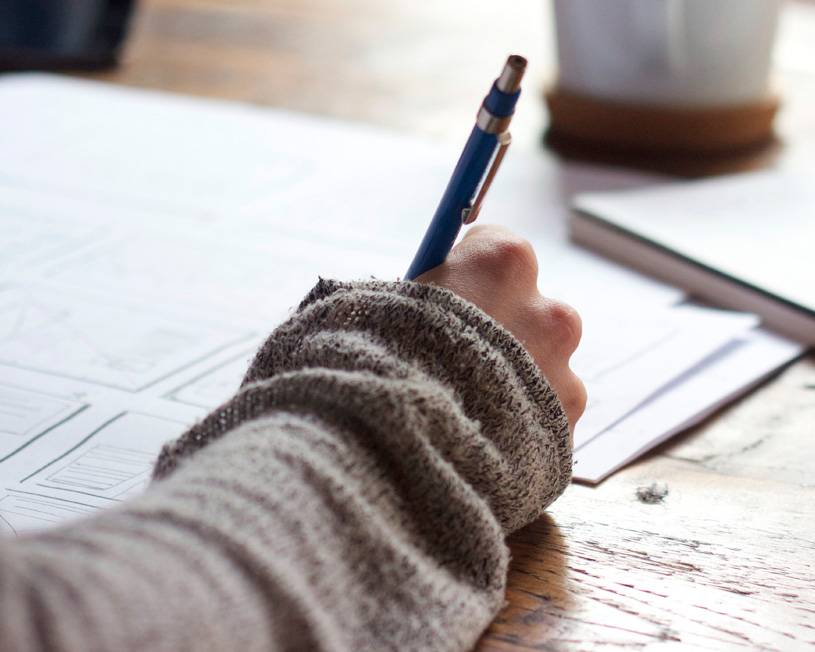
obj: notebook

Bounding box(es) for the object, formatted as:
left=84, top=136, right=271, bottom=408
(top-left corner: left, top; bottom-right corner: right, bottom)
left=570, top=171, right=815, bottom=346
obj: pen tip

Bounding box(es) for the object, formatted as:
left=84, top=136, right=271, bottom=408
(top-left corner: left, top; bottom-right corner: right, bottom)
left=507, top=55, right=527, bottom=71
left=497, top=55, right=527, bottom=94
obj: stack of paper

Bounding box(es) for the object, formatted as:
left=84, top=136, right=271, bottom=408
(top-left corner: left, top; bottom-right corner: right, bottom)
left=0, top=76, right=802, bottom=535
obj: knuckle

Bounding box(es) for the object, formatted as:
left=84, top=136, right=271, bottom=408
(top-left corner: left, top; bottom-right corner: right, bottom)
left=543, top=300, right=582, bottom=352
left=476, top=236, right=539, bottom=286
left=562, top=373, right=588, bottom=422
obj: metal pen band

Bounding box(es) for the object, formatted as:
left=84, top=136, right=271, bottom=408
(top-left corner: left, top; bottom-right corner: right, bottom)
left=476, top=106, right=512, bottom=135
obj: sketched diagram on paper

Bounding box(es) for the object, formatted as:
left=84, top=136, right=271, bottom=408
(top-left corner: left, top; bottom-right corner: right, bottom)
left=0, top=383, right=86, bottom=462
left=0, top=287, right=250, bottom=392
left=0, top=412, right=186, bottom=535
left=24, top=412, right=184, bottom=501
left=167, top=351, right=256, bottom=409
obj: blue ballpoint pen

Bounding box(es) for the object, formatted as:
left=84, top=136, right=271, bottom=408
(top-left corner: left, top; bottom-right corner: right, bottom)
left=404, top=55, right=527, bottom=281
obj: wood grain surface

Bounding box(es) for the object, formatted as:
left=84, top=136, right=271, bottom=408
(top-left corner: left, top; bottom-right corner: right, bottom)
left=82, top=1, right=815, bottom=649
left=485, top=357, right=815, bottom=651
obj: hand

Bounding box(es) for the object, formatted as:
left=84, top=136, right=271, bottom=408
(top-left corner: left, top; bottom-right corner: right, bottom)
left=416, top=225, right=586, bottom=433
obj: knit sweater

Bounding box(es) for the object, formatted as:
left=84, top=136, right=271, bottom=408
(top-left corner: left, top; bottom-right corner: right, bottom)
left=0, top=279, right=572, bottom=652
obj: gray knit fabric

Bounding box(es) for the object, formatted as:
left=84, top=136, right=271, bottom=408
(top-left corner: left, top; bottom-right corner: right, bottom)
left=0, top=279, right=572, bottom=652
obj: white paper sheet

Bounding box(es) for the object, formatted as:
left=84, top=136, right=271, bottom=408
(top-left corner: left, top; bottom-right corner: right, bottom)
left=573, top=328, right=802, bottom=483
left=571, top=304, right=759, bottom=448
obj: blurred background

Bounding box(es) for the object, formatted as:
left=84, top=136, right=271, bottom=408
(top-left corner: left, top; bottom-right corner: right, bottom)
left=91, top=0, right=559, bottom=150
left=3, top=0, right=814, bottom=166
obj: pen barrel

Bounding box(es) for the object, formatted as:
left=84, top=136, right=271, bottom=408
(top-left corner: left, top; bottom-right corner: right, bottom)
left=404, top=127, right=499, bottom=280
left=404, top=55, right=526, bottom=281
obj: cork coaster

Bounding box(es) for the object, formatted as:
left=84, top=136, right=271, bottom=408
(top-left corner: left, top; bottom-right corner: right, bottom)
left=544, top=87, right=781, bottom=177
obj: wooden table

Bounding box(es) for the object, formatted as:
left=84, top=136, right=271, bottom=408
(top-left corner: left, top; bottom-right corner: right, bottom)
left=84, top=1, right=815, bottom=649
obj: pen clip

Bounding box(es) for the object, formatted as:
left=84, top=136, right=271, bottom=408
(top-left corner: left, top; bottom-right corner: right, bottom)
left=461, top=131, right=512, bottom=225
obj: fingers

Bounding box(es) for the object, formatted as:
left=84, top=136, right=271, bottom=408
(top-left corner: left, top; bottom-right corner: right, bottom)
left=512, top=295, right=587, bottom=431
left=415, top=224, right=586, bottom=432
left=541, top=302, right=586, bottom=426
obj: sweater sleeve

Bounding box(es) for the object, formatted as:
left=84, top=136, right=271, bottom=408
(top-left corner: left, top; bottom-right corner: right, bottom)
left=0, top=279, right=572, bottom=652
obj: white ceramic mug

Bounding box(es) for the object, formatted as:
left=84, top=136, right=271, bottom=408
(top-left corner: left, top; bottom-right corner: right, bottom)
left=553, top=0, right=781, bottom=107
